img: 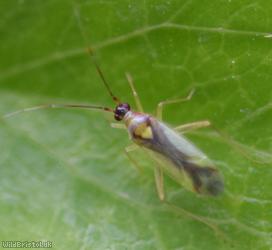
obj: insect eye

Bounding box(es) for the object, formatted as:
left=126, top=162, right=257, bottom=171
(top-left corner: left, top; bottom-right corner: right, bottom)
left=114, top=113, right=122, bottom=121
left=121, top=103, right=130, bottom=111
left=114, top=103, right=130, bottom=121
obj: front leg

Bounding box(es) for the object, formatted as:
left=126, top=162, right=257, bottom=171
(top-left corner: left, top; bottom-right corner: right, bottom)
left=111, top=123, right=126, bottom=129
left=125, top=72, right=144, bottom=113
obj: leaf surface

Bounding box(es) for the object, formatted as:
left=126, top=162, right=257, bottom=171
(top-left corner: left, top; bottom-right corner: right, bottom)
left=1, top=1, right=272, bottom=249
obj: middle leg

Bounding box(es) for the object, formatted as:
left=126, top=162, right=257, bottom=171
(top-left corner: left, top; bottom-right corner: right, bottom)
left=156, top=88, right=195, bottom=121
left=175, top=120, right=211, bottom=133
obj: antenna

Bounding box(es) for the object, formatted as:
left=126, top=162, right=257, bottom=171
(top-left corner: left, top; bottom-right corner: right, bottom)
left=3, top=104, right=113, bottom=119
left=3, top=5, right=120, bottom=120
left=74, top=5, right=120, bottom=104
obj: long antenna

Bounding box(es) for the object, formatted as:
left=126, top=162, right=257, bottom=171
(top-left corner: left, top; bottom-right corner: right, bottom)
left=74, top=5, right=120, bottom=104
left=3, top=104, right=113, bottom=119
left=86, top=47, right=120, bottom=103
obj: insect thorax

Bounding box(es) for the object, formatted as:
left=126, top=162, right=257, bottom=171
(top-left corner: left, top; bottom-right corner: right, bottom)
left=124, top=111, right=153, bottom=145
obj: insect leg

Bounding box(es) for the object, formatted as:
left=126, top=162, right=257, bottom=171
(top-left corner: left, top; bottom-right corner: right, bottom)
left=154, top=166, right=165, bottom=201
left=208, top=124, right=272, bottom=164
left=124, top=144, right=142, bottom=172
left=176, top=120, right=271, bottom=164
left=175, top=120, right=211, bottom=133
left=163, top=202, right=232, bottom=244
left=111, top=123, right=126, bottom=129
left=144, top=151, right=166, bottom=201
left=156, top=88, right=195, bottom=120
left=125, top=72, right=144, bottom=112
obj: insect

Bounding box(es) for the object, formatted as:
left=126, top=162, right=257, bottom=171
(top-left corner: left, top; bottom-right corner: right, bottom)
left=4, top=44, right=224, bottom=201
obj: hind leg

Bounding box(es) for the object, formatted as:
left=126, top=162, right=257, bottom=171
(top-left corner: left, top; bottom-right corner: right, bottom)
left=163, top=201, right=231, bottom=244
left=144, top=151, right=165, bottom=201
left=146, top=153, right=229, bottom=242
left=176, top=120, right=270, bottom=164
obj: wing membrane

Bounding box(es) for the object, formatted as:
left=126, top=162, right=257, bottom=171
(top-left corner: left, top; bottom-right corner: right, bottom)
left=144, top=118, right=224, bottom=196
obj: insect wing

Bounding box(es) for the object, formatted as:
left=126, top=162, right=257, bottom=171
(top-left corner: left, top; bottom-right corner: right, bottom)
left=148, top=119, right=224, bottom=195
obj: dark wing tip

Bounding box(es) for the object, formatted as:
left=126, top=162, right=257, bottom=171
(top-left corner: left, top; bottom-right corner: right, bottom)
left=206, top=177, right=224, bottom=196
left=183, top=161, right=224, bottom=196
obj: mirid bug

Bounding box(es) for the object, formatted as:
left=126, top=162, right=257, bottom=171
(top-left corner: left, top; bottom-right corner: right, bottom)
left=3, top=43, right=224, bottom=201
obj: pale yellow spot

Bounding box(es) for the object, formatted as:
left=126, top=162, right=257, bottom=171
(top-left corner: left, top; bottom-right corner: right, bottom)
left=134, top=123, right=147, bottom=136
left=141, top=126, right=153, bottom=139
left=134, top=123, right=153, bottom=139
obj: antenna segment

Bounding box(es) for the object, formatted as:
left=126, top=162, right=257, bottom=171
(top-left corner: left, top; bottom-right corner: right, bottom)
left=74, top=6, right=120, bottom=104
left=3, top=104, right=113, bottom=119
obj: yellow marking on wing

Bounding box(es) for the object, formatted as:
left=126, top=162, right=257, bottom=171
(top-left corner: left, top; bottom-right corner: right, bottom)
left=141, top=126, right=153, bottom=139
left=134, top=123, right=153, bottom=139
left=134, top=123, right=144, bottom=135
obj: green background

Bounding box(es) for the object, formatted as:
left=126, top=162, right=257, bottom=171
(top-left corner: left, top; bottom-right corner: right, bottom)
left=0, top=0, right=272, bottom=249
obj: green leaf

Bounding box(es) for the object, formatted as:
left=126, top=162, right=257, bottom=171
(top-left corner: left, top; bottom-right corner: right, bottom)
left=1, top=0, right=272, bottom=249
